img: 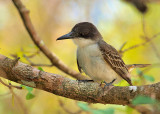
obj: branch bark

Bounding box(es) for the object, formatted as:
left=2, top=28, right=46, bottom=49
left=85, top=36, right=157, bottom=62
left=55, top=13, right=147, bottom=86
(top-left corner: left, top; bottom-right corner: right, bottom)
left=0, top=54, right=160, bottom=105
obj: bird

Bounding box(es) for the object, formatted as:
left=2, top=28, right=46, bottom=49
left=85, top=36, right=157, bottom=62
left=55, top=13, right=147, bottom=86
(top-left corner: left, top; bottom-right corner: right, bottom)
left=57, top=22, right=150, bottom=86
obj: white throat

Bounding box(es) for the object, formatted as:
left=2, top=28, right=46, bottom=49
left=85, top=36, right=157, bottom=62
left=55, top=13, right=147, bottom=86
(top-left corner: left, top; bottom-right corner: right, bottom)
left=72, top=37, right=97, bottom=47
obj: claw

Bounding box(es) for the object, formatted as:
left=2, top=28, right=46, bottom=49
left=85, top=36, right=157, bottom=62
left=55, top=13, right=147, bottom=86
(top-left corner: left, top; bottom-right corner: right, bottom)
left=100, top=79, right=116, bottom=91
left=104, top=79, right=116, bottom=87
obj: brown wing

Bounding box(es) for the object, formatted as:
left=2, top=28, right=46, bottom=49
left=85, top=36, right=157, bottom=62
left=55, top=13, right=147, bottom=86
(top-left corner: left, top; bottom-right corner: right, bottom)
left=98, top=40, right=132, bottom=85
left=77, top=56, right=82, bottom=73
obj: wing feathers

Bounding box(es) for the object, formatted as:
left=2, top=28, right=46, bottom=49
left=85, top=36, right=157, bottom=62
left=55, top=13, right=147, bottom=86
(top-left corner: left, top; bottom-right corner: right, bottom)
left=98, top=40, right=132, bottom=85
left=77, top=57, right=82, bottom=73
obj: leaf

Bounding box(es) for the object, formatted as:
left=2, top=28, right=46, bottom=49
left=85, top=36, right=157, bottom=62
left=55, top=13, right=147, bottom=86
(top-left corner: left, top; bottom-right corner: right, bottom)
left=92, top=108, right=114, bottom=114
left=26, top=92, right=35, bottom=100
left=77, top=102, right=115, bottom=114
left=38, top=67, right=44, bottom=71
left=101, top=108, right=114, bottom=114
left=143, top=75, right=155, bottom=82
left=132, top=95, right=156, bottom=105
left=20, top=85, right=33, bottom=93
left=20, top=85, right=35, bottom=100
left=77, top=102, right=90, bottom=111
left=25, top=86, right=33, bottom=93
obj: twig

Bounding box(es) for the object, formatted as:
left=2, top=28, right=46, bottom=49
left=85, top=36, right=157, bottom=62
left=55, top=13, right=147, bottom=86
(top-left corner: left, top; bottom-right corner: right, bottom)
left=120, top=33, right=159, bottom=54
left=141, top=63, right=160, bottom=73
left=0, top=78, right=11, bottom=88
left=10, top=89, right=28, bottom=114
left=11, top=49, right=53, bottom=67
left=142, top=15, right=160, bottom=60
left=12, top=0, right=86, bottom=80
left=20, top=48, right=41, bottom=58
left=119, top=42, right=127, bottom=51
left=120, top=30, right=160, bottom=54
left=0, top=78, right=22, bottom=89
left=25, top=50, right=40, bottom=58
left=0, top=78, right=26, bottom=113
left=119, top=15, right=160, bottom=55
left=23, top=54, right=53, bottom=67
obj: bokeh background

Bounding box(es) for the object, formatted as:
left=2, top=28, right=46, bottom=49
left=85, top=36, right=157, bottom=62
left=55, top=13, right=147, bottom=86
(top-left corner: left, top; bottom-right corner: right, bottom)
left=0, top=0, right=160, bottom=114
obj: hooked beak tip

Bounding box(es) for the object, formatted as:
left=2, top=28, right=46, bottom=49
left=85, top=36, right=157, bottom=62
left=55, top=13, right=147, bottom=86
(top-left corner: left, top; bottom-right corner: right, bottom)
left=56, top=38, right=60, bottom=41
left=56, top=32, right=74, bottom=41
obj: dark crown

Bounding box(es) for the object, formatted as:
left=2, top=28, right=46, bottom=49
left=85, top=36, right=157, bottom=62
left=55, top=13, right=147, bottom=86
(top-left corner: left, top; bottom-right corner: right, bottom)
left=71, top=22, right=102, bottom=40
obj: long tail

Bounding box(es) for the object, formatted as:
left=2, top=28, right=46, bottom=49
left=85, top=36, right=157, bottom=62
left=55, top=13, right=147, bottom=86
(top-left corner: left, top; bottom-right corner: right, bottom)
left=126, top=64, right=151, bottom=72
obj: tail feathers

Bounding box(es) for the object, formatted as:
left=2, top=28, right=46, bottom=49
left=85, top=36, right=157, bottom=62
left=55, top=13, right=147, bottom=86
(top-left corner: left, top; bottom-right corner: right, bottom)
left=126, top=76, right=133, bottom=86
left=127, top=64, right=151, bottom=72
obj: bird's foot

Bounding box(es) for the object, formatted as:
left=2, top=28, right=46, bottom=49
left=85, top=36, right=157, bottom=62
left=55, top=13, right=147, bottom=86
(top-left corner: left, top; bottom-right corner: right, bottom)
left=100, top=79, right=116, bottom=95
left=104, top=79, right=116, bottom=87
left=100, top=79, right=116, bottom=89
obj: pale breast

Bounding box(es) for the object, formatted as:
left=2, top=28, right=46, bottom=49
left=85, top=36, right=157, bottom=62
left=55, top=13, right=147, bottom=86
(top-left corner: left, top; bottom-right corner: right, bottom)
left=77, top=44, right=121, bottom=83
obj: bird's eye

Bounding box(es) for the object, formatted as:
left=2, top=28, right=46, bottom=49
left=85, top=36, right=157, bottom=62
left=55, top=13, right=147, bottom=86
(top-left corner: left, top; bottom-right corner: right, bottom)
left=80, top=29, right=89, bottom=36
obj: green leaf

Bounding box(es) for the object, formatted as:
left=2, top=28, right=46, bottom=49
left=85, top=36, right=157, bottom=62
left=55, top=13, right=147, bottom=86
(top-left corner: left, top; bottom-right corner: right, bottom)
left=77, top=102, right=90, bottom=111
left=38, top=67, right=44, bottom=71
left=92, top=108, right=114, bottom=114
left=132, top=95, right=156, bottom=105
left=143, top=75, right=155, bottom=82
left=25, top=86, right=33, bottom=93
left=101, top=108, right=114, bottom=114
left=20, top=85, right=33, bottom=93
left=26, top=92, right=35, bottom=100
left=20, top=85, right=35, bottom=100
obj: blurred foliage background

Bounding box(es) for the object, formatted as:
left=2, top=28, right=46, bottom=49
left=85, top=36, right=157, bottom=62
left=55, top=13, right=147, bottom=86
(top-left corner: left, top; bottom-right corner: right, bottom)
left=0, top=0, right=160, bottom=114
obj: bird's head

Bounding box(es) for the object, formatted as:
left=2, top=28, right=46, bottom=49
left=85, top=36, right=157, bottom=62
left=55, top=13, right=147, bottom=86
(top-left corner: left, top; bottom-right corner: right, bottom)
left=57, top=22, right=102, bottom=47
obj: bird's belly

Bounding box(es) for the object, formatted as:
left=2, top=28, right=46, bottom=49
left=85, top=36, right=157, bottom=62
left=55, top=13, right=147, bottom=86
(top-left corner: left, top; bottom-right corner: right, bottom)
left=77, top=44, right=121, bottom=83
left=82, top=56, right=121, bottom=83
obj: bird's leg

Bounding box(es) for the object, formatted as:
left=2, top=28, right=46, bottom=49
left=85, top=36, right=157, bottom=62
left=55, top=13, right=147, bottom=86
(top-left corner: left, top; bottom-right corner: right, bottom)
left=104, top=79, right=116, bottom=87
left=100, top=79, right=116, bottom=95
left=78, top=80, right=94, bottom=83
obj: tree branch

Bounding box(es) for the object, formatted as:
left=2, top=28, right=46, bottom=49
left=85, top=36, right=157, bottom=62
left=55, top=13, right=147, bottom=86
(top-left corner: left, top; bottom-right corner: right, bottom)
left=0, top=54, right=160, bottom=105
left=11, top=0, right=86, bottom=80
